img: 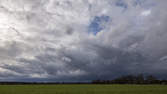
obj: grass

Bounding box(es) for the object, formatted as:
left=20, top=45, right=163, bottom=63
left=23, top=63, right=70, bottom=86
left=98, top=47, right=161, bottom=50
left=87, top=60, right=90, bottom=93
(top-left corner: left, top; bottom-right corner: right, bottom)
left=0, top=84, right=167, bottom=94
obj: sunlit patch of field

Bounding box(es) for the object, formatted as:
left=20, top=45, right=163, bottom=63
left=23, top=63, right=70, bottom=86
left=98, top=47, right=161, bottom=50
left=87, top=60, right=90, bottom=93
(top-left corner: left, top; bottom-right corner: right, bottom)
left=0, top=85, right=167, bottom=94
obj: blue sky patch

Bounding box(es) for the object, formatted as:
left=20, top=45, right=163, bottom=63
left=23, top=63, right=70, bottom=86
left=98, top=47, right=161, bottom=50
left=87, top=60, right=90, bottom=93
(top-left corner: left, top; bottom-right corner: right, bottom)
left=133, top=0, right=156, bottom=9
left=133, top=0, right=146, bottom=6
left=88, top=15, right=110, bottom=35
left=116, top=0, right=128, bottom=9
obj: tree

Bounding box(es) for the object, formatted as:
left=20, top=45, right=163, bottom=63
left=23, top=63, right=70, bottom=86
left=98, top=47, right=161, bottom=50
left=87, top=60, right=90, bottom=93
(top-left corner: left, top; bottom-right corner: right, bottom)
left=146, top=75, right=157, bottom=84
left=136, top=74, right=145, bottom=84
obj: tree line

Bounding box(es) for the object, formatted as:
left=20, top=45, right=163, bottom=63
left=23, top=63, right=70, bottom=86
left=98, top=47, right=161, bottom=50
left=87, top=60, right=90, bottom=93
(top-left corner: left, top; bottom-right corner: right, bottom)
left=0, top=74, right=167, bottom=85
left=92, top=74, right=167, bottom=84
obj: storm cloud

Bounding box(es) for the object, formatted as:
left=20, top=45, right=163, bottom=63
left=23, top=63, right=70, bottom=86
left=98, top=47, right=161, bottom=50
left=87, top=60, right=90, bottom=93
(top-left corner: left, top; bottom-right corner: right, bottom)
left=0, top=0, right=167, bottom=81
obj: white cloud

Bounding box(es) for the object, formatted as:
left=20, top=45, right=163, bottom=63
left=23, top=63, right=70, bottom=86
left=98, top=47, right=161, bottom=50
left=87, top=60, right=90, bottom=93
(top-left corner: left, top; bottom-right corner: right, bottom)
left=141, top=10, right=151, bottom=16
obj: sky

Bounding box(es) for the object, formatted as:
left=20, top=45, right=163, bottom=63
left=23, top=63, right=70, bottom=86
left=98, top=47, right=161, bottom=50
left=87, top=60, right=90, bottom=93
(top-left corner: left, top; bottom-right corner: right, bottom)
left=0, top=0, right=167, bottom=82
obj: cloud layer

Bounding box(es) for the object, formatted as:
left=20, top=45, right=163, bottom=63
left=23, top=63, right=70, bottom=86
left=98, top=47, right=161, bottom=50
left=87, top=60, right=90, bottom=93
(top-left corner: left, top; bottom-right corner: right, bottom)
left=0, top=0, right=167, bottom=81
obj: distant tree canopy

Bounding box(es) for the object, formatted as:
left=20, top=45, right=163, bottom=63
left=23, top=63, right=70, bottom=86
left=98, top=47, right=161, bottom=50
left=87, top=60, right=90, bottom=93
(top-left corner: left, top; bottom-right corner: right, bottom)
left=0, top=74, right=167, bottom=85
left=92, top=74, right=167, bottom=84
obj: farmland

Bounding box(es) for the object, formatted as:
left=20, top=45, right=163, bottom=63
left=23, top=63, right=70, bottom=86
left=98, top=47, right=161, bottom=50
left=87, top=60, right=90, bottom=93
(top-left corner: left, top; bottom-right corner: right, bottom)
left=0, top=85, right=167, bottom=94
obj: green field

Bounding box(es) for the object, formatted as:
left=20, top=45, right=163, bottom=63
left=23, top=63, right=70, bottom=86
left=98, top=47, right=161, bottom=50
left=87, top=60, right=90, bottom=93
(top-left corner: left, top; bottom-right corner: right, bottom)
left=0, top=85, right=167, bottom=94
